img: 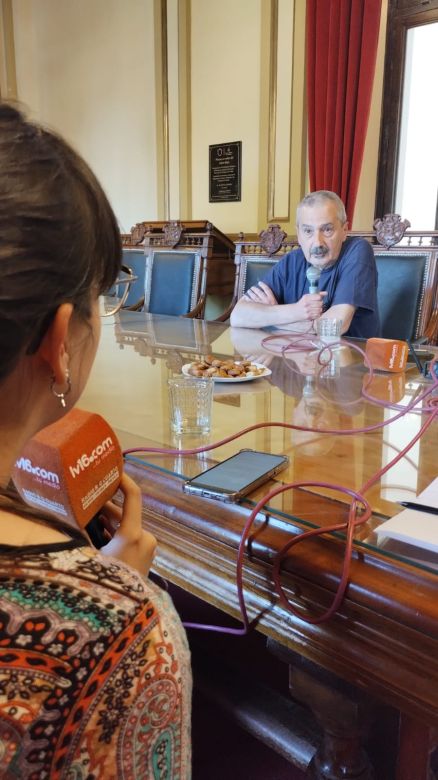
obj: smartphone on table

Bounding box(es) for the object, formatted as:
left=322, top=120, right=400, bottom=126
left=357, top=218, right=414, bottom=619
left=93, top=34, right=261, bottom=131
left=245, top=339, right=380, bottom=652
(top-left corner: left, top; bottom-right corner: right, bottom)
left=183, top=449, right=289, bottom=503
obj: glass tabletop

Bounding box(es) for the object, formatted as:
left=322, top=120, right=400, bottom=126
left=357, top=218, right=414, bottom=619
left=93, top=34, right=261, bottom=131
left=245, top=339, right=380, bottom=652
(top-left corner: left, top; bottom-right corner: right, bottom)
left=81, top=308, right=438, bottom=574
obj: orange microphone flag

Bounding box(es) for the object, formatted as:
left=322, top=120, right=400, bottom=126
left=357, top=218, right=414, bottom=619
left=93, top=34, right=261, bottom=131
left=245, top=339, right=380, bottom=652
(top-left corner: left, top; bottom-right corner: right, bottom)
left=364, top=338, right=409, bottom=373
left=12, top=408, right=123, bottom=529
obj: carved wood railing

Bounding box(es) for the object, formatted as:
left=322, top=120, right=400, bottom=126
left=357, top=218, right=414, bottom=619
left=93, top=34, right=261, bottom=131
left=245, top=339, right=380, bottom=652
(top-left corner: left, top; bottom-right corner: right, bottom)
left=351, top=213, right=438, bottom=250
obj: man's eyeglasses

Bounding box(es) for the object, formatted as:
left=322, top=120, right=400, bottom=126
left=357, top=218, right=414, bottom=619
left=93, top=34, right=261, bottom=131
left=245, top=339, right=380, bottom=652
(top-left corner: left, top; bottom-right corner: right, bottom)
left=101, top=265, right=138, bottom=317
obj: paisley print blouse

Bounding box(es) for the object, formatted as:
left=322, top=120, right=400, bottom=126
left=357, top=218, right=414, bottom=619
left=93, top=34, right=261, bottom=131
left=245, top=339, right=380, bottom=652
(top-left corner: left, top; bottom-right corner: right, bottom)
left=0, top=537, right=191, bottom=779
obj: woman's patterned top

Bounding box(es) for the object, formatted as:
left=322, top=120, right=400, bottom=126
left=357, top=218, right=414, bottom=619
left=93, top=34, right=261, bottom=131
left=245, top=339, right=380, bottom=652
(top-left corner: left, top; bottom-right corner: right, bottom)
left=0, top=537, right=191, bottom=779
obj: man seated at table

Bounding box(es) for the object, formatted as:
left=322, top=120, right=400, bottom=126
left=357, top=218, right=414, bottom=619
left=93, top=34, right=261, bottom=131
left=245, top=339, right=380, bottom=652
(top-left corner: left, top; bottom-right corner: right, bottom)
left=230, top=190, right=380, bottom=338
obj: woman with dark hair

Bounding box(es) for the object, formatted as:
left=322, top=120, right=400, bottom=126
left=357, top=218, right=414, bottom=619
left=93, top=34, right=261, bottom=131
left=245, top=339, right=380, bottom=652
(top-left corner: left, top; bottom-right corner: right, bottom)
left=0, top=104, right=191, bottom=778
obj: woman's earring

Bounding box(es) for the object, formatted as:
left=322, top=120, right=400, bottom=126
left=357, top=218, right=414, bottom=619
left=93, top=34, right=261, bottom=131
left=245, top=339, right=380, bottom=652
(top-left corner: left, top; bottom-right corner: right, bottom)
left=51, top=370, right=72, bottom=408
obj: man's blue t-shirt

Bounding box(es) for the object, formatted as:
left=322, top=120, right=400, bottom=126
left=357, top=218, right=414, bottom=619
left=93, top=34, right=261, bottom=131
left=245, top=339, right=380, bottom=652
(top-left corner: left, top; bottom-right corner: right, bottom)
left=261, top=237, right=380, bottom=338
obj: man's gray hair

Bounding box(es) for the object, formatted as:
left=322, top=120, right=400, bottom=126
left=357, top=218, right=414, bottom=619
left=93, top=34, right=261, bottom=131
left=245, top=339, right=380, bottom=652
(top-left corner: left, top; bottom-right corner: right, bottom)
left=296, top=190, right=347, bottom=226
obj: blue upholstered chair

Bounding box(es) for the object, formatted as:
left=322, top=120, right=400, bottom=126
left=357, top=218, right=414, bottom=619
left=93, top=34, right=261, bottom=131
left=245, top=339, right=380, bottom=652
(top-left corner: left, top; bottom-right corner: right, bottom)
left=355, top=214, right=438, bottom=344
left=103, top=263, right=140, bottom=315
left=216, top=256, right=280, bottom=322
left=374, top=250, right=433, bottom=342
left=117, top=247, right=207, bottom=318
left=119, top=248, right=147, bottom=308
left=120, top=220, right=235, bottom=319
left=240, top=256, right=280, bottom=294
left=217, top=225, right=297, bottom=321
left=143, top=249, right=207, bottom=317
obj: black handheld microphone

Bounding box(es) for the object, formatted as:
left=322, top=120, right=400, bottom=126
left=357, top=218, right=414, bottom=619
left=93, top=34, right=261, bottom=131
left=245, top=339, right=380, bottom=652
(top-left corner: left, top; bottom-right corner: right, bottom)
left=306, top=265, right=321, bottom=294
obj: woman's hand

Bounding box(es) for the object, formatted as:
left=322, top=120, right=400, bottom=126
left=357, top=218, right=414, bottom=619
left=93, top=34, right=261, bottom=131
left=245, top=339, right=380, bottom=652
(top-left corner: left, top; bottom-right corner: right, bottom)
left=98, top=473, right=157, bottom=576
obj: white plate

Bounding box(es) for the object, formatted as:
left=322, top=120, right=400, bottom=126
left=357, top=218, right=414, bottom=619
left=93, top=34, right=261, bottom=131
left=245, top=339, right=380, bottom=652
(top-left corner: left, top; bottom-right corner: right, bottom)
left=181, top=361, right=272, bottom=383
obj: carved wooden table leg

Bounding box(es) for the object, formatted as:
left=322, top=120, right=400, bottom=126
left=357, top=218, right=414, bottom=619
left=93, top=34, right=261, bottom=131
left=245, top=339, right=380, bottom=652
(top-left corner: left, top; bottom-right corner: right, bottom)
left=268, top=639, right=375, bottom=780
left=395, top=715, right=437, bottom=780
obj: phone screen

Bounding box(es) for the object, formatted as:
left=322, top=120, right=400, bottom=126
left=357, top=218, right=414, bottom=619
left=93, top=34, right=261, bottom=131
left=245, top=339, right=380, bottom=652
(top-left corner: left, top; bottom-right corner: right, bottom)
left=185, top=450, right=288, bottom=495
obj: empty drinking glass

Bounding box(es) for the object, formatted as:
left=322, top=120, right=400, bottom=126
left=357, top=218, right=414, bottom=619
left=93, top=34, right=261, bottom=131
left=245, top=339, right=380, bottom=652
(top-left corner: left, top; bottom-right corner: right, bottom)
left=168, top=376, right=214, bottom=435
left=316, top=318, right=343, bottom=346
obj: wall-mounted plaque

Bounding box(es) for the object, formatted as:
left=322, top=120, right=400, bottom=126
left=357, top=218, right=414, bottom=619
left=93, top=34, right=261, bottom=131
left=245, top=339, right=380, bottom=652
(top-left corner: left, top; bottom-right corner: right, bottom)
left=209, top=141, right=241, bottom=203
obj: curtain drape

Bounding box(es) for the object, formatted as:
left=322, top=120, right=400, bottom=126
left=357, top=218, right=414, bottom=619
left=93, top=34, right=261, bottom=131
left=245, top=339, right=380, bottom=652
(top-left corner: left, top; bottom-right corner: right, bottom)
left=306, top=0, right=382, bottom=224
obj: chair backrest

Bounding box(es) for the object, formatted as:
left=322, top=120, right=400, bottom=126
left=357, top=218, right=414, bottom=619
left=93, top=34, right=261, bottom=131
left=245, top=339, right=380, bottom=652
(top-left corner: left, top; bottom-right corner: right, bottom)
left=144, top=250, right=205, bottom=316
left=233, top=226, right=297, bottom=299
left=239, top=256, right=279, bottom=296
left=214, top=225, right=298, bottom=320
left=352, top=214, right=438, bottom=344
left=120, top=247, right=147, bottom=307
left=375, top=251, right=430, bottom=341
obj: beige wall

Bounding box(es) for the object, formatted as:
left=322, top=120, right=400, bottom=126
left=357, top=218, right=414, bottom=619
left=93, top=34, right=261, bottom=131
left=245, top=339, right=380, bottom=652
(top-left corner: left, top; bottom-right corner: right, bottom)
left=12, top=0, right=159, bottom=232
left=190, top=0, right=263, bottom=233
left=8, top=0, right=387, bottom=235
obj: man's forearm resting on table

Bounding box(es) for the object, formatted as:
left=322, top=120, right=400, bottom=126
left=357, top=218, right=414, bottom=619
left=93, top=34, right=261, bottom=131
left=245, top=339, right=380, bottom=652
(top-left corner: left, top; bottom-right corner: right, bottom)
left=230, top=298, right=356, bottom=333
left=230, top=299, right=314, bottom=328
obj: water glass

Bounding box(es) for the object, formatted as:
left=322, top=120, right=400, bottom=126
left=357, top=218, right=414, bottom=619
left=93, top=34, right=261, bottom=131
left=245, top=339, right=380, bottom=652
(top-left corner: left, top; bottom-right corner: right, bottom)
left=316, top=318, right=343, bottom=346
left=168, top=376, right=214, bottom=435
left=320, top=352, right=341, bottom=378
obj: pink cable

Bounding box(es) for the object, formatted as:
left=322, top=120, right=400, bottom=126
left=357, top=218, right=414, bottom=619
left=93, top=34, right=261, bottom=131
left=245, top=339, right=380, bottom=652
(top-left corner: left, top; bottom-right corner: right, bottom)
left=271, top=395, right=438, bottom=624
left=124, top=348, right=438, bottom=630
left=264, top=331, right=435, bottom=413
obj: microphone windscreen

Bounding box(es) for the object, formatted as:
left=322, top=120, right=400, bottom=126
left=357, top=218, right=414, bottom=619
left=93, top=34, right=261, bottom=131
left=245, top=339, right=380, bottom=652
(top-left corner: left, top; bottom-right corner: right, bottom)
left=365, top=338, right=408, bottom=373
left=12, top=408, right=123, bottom=529
left=306, top=265, right=321, bottom=290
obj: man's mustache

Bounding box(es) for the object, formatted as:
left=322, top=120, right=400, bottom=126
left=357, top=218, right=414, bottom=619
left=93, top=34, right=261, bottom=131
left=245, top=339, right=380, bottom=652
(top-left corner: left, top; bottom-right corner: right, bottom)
left=311, top=247, right=329, bottom=257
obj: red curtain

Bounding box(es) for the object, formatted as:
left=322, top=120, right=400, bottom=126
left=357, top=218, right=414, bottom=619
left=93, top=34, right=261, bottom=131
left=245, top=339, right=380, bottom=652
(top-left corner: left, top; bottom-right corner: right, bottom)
left=306, top=0, right=382, bottom=225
